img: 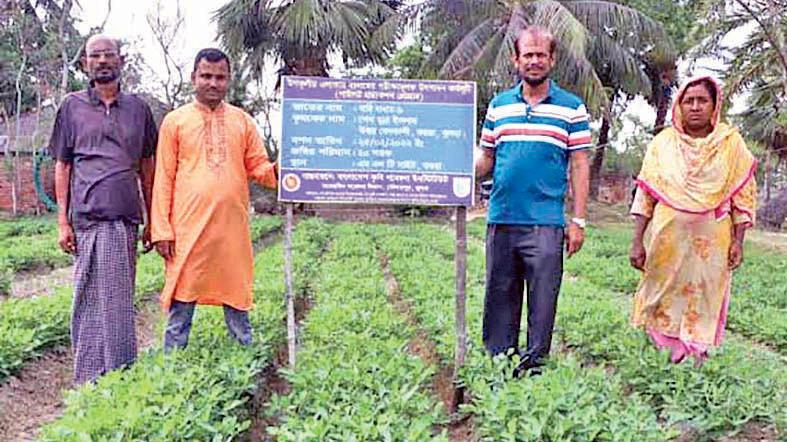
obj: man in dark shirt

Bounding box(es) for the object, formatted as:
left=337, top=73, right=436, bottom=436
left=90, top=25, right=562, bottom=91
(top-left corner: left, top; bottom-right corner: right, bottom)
left=49, top=34, right=157, bottom=384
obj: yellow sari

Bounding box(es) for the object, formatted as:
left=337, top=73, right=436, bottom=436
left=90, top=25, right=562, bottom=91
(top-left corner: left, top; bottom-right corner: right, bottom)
left=630, top=76, right=757, bottom=363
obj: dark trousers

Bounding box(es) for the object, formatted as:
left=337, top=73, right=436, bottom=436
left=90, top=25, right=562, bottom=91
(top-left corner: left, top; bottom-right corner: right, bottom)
left=164, top=300, right=252, bottom=351
left=482, top=224, right=564, bottom=359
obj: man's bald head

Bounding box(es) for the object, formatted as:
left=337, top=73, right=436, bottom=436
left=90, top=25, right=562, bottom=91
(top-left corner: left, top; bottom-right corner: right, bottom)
left=85, top=34, right=121, bottom=54
left=514, top=26, right=556, bottom=57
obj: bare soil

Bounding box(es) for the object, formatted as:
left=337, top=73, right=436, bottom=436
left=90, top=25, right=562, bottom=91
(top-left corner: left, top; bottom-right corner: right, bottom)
left=9, top=266, right=73, bottom=300
left=715, top=422, right=780, bottom=442
left=242, top=228, right=312, bottom=441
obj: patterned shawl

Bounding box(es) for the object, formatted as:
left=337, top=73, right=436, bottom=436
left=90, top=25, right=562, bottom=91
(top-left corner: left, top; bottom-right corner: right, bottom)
left=636, top=76, right=757, bottom=217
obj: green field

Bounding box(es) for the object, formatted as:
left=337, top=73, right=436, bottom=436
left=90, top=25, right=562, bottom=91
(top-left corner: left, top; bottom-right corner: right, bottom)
left=2, top=216, right=784, bottom=441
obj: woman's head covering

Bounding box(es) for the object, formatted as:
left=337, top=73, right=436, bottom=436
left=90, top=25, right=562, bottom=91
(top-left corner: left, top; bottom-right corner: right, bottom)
left=635, top=75, right=757, bottom=217
left=671, top=75, right=724, bottom=137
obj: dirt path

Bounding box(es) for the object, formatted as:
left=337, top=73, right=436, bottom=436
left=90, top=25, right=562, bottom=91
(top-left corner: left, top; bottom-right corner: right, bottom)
left=0, top=296, right=164, bottom=442
left=241, top=230, right=307, bottom=442
left=378, top=253, right=476, bottom=441
left=8, top=266, right=73, bottom=300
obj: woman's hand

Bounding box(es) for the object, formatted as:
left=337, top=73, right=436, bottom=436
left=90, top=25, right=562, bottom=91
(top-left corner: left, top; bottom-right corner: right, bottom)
left=728, top=240, right=744, bottom=270
left=629, top=240, right=646, bottom=271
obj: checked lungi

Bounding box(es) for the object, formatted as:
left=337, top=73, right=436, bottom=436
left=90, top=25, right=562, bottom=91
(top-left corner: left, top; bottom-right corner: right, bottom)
left=71, top=220, right=138, bottom=384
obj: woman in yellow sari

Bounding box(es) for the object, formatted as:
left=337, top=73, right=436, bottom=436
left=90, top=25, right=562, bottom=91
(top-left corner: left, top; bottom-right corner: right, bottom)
left=629, top=76, right=757, bottom=365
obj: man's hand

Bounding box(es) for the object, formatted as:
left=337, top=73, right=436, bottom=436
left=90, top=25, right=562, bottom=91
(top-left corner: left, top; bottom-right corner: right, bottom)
left=58, top=223, right=76, bottom=254
left=565, top=223, right=585, bottom=258
left=141, top=225, right=154, bottom=253
left=629, top=240, right=647, bottom=271
left=155, top=240, right=175, bottom=261
left=728, top=240, right=744, bottom=270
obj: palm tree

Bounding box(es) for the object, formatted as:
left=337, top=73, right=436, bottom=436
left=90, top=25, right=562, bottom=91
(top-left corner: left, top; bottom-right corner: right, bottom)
left=699, top=0, right=787, bottom=229
left=409, top=0, right=673, bottom=115
left=214, top=0, right=401, bottom=84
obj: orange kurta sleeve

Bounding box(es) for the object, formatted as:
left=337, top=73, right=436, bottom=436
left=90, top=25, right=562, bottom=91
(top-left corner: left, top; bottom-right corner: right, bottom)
left=151, top=114, right=178, bottom=242
left=243, top=116, right=277, bottom=189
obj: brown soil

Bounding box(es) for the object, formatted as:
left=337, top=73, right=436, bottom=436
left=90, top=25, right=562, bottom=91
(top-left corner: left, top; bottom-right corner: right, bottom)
left=715, top=422, right=780, bottom=442
left=0, top=296, right=163, bottom=442
left=671, top=421, right=780, bottom=442
left=0, top=347, right=72, bottom=441
left=379, top=253, right=476, bottom=441
left=9, top=266, right=73, bottom=300
left=241, top=284, right=313, bottom=440
left=241, top=347, right=293, bottom=442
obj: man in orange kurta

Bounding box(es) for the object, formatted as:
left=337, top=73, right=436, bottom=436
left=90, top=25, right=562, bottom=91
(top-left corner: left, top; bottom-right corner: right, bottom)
left=152, top=48, right=277, bottom=350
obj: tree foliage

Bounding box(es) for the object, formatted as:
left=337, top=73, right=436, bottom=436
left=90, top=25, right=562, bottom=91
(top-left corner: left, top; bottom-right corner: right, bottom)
left=0, top=0, right=85, bottom=116
left=214, top=0, right=402, bottom=84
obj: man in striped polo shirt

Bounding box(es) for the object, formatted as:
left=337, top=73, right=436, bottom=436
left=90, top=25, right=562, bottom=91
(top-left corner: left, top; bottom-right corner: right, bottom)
left=476, top=26, right=591, bottom=377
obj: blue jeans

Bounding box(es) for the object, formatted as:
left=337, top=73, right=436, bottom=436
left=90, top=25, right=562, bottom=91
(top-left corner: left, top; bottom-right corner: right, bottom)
left=164, top=300, right=252, bottom=351
left=482, top=224, right=564, bottom=359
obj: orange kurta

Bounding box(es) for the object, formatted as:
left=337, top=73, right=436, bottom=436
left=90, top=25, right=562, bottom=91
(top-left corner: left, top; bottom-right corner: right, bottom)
left=152, top=101, right=277, bottom=311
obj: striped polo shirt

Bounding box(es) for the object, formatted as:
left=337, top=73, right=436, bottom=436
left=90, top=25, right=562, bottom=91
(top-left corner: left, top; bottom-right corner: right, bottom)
left=480, top=80, right=592, bottom=226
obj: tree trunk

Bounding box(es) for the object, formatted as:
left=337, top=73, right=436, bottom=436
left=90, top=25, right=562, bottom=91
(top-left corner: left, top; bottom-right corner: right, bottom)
left=653, top=88, right=670, bottom=135
left=58, top=0, right=73, bottom=102
left=765, top=147, right=772, bottom=202
left=650, top=64, right=675, bottom=135
left=757, top=185, right=787, bottom=231
left=589, top=114, right=611, bottom=201
left=10, top=53, right=26, bottom=217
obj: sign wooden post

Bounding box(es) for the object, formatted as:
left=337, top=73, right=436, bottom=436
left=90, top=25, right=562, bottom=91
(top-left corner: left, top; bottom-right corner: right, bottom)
left=452, top=205, right=468, bottom=411
left=283, top=203, right=296, bottom=368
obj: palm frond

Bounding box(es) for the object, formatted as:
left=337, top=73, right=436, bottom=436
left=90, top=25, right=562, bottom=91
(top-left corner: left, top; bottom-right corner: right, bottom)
left=562, top=0, right=675, bottom=64
left=589, top=32, right=650, bottom=95
left=438, top=18, right=501, bottom=79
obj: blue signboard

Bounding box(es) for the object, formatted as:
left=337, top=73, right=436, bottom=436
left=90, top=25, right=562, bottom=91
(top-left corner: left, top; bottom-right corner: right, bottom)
left=278, top=76, right=476, bottom=206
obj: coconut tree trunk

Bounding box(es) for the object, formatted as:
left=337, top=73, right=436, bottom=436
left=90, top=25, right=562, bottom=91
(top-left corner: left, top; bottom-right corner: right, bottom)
left=650, top=64, right=676, bottom=135
left=765, top=147, right=772, bottom=202
left=589, top=113, right=612, bottom=201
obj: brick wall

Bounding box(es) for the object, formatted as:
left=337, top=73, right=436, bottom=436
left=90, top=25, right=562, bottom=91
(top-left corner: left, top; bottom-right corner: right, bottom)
left=0, top=154, right=55, bottom=215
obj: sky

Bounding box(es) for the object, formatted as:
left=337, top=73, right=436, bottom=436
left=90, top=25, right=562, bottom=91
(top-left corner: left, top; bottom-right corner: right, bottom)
left=77, top=0, right=226, bottom=66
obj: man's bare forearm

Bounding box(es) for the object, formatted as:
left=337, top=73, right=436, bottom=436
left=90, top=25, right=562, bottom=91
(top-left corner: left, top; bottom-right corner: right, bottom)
left=475, top=150, right=495, bottom=179
left=55, top=160, right=72, bottom=226
left=570, top=150, right=589, bottom=219
left=139, top=157, right=155, bottom=222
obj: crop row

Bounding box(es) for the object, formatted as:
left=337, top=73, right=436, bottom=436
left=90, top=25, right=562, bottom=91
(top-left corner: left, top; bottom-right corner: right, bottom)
left=0, top=232, right=71, bottom=295
left=265, top=224, right=449, bottom=441
left=39, top=217, right=330, bottom=441
left=374, top=223, right=668, bottom=441
left=465, top=221, right=787, bottom=438
left=0, top=216, right=58, bottom=240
